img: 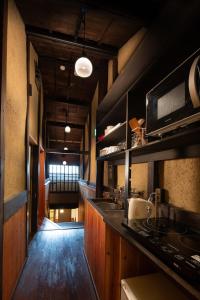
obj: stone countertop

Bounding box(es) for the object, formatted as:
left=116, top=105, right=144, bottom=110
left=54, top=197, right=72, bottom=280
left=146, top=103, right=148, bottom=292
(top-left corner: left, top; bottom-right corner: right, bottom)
left=87, top=198, right=200, bottom=300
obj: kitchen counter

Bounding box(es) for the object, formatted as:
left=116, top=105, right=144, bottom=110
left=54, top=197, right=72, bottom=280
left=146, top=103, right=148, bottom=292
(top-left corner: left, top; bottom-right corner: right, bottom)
left=87, top=198, right=200, bottom=300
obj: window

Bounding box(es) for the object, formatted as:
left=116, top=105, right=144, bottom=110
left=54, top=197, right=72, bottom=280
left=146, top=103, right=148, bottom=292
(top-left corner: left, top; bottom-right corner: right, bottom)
left=49, top=164, right=79, bottom=192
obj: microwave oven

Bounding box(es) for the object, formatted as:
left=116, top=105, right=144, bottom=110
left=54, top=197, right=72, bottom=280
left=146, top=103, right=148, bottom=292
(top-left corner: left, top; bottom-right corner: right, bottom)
left=146, top=49, right=200, bottom=137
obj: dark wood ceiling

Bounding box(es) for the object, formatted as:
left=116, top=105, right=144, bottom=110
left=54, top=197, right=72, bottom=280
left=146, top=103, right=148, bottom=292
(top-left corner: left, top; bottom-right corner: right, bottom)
left=15, top=0, right=165, bottom=160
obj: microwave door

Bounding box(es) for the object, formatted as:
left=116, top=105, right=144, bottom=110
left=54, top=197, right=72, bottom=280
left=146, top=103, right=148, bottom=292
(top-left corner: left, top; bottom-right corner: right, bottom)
left=189, top=55, right=200, bottom=108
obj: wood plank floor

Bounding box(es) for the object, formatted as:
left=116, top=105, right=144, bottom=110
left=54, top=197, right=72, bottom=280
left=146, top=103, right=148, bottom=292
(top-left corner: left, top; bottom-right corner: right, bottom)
left=13, top=226, right=97, bottom=300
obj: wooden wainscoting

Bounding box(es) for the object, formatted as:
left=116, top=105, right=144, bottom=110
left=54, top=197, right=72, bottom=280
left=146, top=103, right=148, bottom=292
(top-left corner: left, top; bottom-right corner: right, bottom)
left=78, top=181, right=96, bottom=222
left=3, top=204, right=26, bottom=300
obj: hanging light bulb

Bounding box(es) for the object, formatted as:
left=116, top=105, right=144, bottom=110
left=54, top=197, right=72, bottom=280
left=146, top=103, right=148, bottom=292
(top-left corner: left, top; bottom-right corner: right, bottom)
left=75, top=57, right=93, bottom=78
left=63, top=160, right=67, bottom=165
left=64, top=146, right=68, bottom=151
left=74, top=7, right=93, bottom=78
left=65, top=125, right=71, bottom=133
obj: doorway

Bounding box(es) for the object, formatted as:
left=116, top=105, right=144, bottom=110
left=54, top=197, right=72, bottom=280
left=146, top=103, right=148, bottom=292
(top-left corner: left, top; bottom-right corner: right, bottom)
left=27, top=144, right=39, bottom=242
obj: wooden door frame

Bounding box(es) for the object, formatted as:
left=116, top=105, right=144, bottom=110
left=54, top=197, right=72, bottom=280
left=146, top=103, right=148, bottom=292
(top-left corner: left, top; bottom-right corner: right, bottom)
left=30, top=144, right=39, bottom=236
left=0, top=1, right=7, bottom=299
left=26, top=38, right=43, bottom=242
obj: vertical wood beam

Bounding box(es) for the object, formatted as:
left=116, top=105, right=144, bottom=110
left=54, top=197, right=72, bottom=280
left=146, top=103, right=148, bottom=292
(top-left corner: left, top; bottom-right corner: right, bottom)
left=124, top=93, right=131, bottom=218
left=96, top=160, right=104, bottom=198
left=87, top=106, right=92, bottom=183
left=124, top=151, right=131, bottom=219
left=98, top=61, right=108, bottom=104
left=148, top=161, right=160, bottom=197
left=25, top=36, right=30, bottom=251
left=82, top=127, right=85, bottom=179
left=0, top=1, right=7, bottom=298
left=108, top=164, right=117, bottom=188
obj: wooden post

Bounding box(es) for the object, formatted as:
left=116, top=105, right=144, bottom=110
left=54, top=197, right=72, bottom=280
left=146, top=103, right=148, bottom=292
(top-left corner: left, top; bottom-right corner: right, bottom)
left=0, top=1, right=7, bottom=298
left=96, top=160, right=104, bottom=198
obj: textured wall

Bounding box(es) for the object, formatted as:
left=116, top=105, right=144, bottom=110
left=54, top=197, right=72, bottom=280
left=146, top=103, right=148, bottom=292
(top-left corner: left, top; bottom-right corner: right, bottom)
left=89, top=83, right=99, bottom=184
left=118, top=27, right=147, bottom=74
left=117, top=163, right=148, bottom=198
left=103, top=161, right=108, bottom=186
left=107, top=28, right=147, bottom=91
left=117, top=165, right=125, bottom=187
left=29, top=43, right=39, bottom=142
left=107, top=59, right=114, bottom=91
left=131, top=163, right=148, bottom=198
left=5, top=0, right=27, bottom=200
left=161, top=158, right=200, bottom=213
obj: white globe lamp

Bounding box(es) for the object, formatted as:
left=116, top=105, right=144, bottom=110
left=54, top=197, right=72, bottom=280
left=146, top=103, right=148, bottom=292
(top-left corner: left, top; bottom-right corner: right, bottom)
left=75, top=56, right=93, bottom=78
left=65, top=125, right=71, bottom=133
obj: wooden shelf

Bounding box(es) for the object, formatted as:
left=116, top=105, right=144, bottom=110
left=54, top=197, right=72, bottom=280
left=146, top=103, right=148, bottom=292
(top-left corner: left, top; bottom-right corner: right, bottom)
left=97, top=121, right=126, bottom=148
left=130, top=126, right=200, bottom=163
left=97, top=150, right=125, bottom=161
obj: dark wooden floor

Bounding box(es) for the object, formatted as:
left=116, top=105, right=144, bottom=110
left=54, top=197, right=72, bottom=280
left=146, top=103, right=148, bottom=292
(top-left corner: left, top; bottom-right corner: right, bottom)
left=13, top=222, right=97, bottom=300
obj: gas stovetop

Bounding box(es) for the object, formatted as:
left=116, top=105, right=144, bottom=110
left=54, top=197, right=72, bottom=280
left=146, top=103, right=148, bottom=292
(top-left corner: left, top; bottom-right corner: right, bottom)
left=122, top=217, right=200, bottom=289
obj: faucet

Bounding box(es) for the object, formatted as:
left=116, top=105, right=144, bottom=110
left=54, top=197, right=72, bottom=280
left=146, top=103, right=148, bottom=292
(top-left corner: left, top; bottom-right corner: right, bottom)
left=147, top=192, right=160, bottom=219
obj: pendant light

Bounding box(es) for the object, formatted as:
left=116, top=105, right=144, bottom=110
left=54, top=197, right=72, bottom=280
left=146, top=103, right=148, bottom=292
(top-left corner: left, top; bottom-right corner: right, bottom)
left=65, top=126, right=71, bottom=133
left=63, top=113, right=69, bottom=150
left=64, top=106, right=71, bottom=133
left=75, top=8, right=93, bottom=78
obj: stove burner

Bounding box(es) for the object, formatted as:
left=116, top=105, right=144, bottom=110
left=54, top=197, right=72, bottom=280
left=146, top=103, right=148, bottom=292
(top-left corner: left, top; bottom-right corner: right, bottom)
left=142, top=218, right=187, bottom=234
left=179, top=235, right=200, bottom=253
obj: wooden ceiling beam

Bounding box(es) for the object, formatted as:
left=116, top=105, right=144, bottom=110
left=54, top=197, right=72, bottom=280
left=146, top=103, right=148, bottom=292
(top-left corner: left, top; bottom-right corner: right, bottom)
left=46, top=148, right=88, bottom=155
left=26, top=25, right=118, bottom=58
left=39, top=55, right=73, bottom=66
left=74, top=7, right=84, bottom=41
left=46, top=96, right=89, bottom=107
left=47, top=120, right=84, bottom=129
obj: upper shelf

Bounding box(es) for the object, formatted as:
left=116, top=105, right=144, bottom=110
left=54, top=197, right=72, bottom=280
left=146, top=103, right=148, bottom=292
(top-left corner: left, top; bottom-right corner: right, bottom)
left=130, top=126, right=200, bottom=163
left=96, top=125, right=200, bottom=163
left=97, top=121, right=126, bottom=148
left=97, top=150, right=125, bottom=162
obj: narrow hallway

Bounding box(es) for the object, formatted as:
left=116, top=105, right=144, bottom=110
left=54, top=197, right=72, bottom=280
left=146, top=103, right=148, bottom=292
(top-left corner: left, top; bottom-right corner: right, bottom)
left=13, top=220, right=97, bottom=300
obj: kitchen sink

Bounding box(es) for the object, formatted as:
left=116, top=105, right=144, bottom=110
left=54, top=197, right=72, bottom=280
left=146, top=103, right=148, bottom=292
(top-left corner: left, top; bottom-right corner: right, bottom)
left=95, top=201, right=123, bottom=211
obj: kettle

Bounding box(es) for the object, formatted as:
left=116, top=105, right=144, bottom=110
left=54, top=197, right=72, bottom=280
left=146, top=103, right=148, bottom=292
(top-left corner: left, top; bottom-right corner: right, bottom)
left=128, top=198, right=155, bottom=220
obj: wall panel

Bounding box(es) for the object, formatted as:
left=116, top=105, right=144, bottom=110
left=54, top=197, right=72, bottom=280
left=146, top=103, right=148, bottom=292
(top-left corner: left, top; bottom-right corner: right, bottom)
left=161, top=158, right=200, bottom=213
left=3, top=205, right=26, bottom=300
left=5, top=0, right=27, bottom=200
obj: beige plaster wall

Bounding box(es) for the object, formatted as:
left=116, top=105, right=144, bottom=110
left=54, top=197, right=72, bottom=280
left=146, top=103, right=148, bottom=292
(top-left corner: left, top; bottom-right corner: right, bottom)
left=161, top=158, right=200, bottom=213
left=117, top=163, right=148, bottom=198
left=89, top=83, right=99, bottom=184
left=5, top=0, right=27, bottom=201
left=107, top=59, right=114, bottom=91
left=107, top=27, right=146, bottom=92
left=131, top=163, right=148, bottom=199
left=118, top=27, right=147, bottom=75
left=29, top=43, right=39, bottom=143
left=103, top=161, right=108, bottom=186
left=117, top=165, right=125, bottom=187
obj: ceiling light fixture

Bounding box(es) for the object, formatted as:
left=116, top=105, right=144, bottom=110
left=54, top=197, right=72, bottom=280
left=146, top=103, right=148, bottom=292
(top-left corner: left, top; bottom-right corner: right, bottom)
left=65, top=106, right=71, bottom=133
left=74, top=8, right=93, bottom=78
left=63, top=160, right=67, bottom=165
left=64, top=146, right=68, bottom=151
left=60, top=65, right=66, bottom=71
left=65, top=126, right=71, bottom=133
